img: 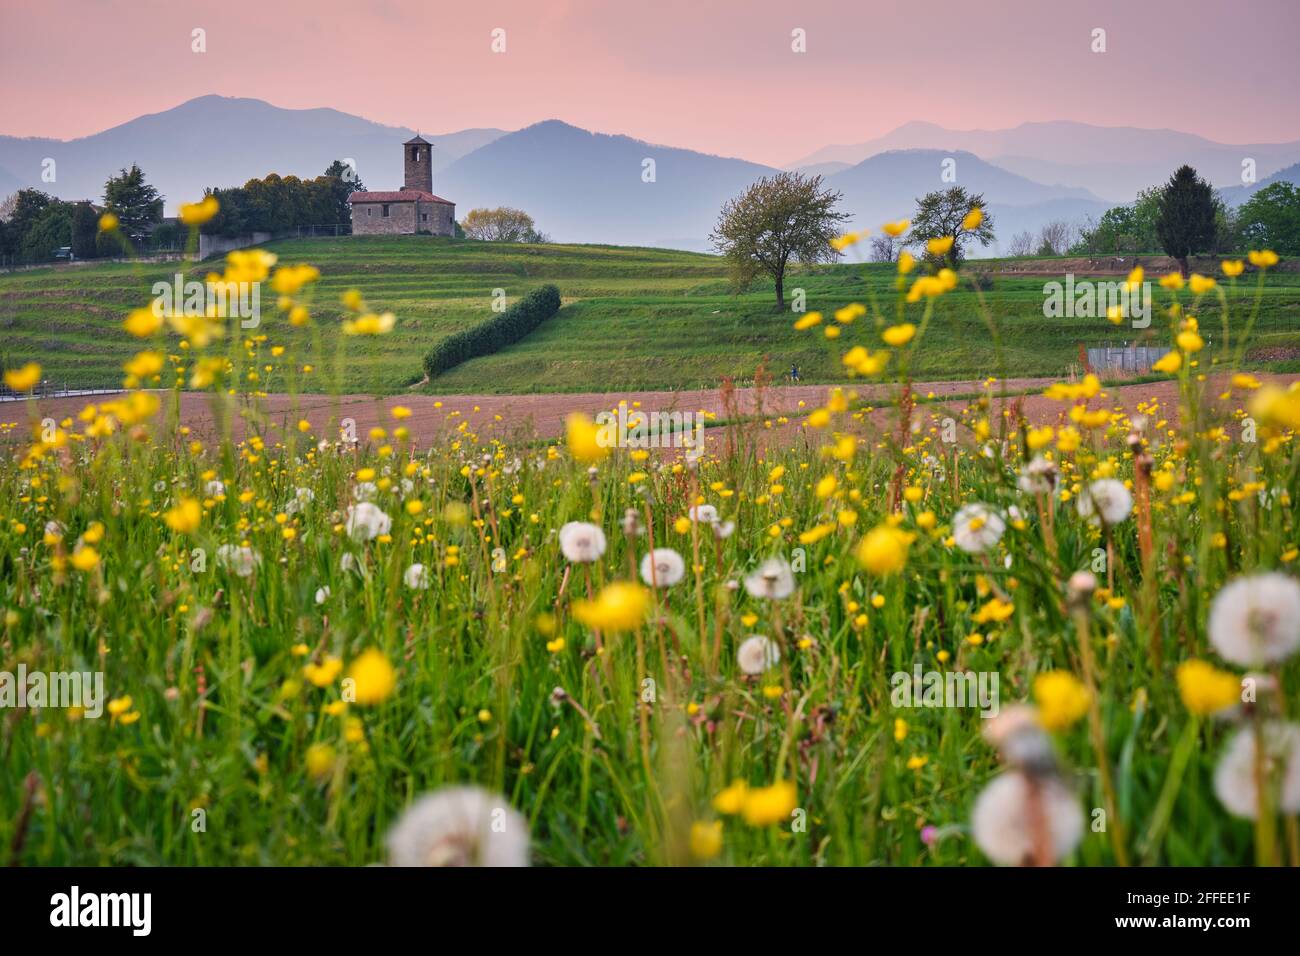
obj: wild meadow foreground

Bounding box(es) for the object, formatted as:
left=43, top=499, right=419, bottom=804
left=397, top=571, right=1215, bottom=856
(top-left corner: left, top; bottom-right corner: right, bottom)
left=1, top=217, right=1298, bottom=866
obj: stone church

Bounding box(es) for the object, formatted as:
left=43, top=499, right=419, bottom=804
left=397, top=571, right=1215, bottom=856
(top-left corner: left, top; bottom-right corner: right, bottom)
left=348, top=135, right=456, bottom=236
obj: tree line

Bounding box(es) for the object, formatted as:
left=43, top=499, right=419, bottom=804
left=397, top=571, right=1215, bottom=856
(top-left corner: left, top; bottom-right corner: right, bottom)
left=710, top=163, right=1296, bottom=306
left=0, top=165, right=164, bottom=263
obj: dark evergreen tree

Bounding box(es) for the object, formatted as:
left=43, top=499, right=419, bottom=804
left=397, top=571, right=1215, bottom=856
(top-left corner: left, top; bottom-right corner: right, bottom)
left=1155, top=165, right=1217, bottom=276
left=103, top=165, right=163, bottom=243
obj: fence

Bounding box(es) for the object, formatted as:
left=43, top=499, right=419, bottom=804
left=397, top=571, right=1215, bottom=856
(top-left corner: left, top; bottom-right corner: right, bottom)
left=1086, top=344, right=1172, bottom=374
left=0, top=379, right=123, bottom=403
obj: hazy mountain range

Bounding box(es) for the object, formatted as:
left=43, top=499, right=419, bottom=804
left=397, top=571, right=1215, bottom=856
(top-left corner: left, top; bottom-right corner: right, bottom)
left=2, top=96, right=1298, bottom=254
left=787, top=120, right=1300, bottom=204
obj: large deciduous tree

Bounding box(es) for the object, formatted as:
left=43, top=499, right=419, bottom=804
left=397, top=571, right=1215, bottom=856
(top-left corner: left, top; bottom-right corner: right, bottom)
left=1155, top=165, right=1217, bottom=276
left=710, top=172, right=849, bottom=309
left=1235, top=181, right=1300, bottom=256
left=461, top=207, right=547, bottom=242
left=905, top=186, right=995, bottom=268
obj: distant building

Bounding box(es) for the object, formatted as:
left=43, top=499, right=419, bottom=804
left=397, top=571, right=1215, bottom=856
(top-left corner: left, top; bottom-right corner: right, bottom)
left=348, top=135, right=456, bottom=236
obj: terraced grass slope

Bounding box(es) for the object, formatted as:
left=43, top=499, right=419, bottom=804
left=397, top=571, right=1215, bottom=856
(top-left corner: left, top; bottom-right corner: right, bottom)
left=1, top=236, right=1297, bottom=394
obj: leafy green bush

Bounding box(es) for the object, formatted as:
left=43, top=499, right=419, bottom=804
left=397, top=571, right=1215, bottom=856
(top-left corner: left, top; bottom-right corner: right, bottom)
left=424, top=284, right=561, bottom=378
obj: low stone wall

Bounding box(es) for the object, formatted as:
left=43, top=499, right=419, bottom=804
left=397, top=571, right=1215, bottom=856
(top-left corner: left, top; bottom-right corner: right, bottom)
left=199, top=232, right=272, bottom=260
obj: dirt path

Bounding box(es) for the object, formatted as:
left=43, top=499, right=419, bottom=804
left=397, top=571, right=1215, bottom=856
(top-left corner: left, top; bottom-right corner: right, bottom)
left=9, top=374, right=1295, bottom=453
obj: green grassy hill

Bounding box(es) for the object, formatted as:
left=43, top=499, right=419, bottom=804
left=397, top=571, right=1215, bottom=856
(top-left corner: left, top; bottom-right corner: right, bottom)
left=2, top=236, right=1297, bottom=393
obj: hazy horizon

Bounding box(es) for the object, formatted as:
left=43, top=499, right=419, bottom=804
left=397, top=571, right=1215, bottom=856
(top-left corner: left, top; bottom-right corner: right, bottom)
left=2, top=0, right=1297, bottom=167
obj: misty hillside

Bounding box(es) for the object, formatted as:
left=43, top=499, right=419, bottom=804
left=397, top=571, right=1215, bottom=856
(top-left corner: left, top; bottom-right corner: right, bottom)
left=824, top=150, right=1109, bottom=255
left=790, top=120, right=1300, bottom=203
left=435, top=120, right=779, bottom=250
left=0, top=95, right=506, bottom=212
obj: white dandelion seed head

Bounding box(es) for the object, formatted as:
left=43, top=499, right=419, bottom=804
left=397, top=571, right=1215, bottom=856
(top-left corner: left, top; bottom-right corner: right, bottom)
left=744, top=558, right=795, bottom=600
left=386, top=786, right=530, bottom=867
left=953, top=503, right=1005, bottom=554
left=1208, top=572, right=1300, bottom=666
left=689, top=503, right=719, bottom=524
left=714, top=520, right=736, bottom=540
left=558, top=521, right=607, bottom=563
left=971, top=771, right=1083, bottom=866
left=340, top=552, right=359, bottom=574
left=353, top=481, right=378, bottom=502
left=640, top=548, right=685, bottom=588
left=404, top=563, right=431, bottom=590
left=1018, top=456, right=1057, bottom=495
left=44, top=520, right=64, bottom=538
left=1213, top=722, right=1300, bottom=820
left=344, top=502, right=391, bottom=542
left=215, top=544, right=260, bottom=578
left=204, top=479, right=226, bottom=498
left=315, top=586, right=330, bottom=605
left=737, top=635, right=780, bottom=675
left=1077, top=479, right=1133, bottom=526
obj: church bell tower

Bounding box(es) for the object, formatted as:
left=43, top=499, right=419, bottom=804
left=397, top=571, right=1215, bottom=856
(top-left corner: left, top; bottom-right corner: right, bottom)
left=403, top=134, right=433, bottom=193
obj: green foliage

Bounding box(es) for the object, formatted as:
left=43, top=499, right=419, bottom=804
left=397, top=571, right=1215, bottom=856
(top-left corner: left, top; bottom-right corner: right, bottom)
left=710, top=172, right=849, bottom=308
left=1236, top=182, right=1300, bottom=255
left=70, top=202, right=99, bottom=259
left=1075, top=187, right=1162, bottom=254
left=19, top=201, right=73, bottom=261
left=102, top=165, right=163, bottom=242
left=202, top=171, right=353, bottom=238
left=906, top=187, right=995, bottom=267
left=423, top=284, right=562, bottom=379
left=462, top=207, right=547, bottom=243
left=1156, top=165, right=1217, bottom=271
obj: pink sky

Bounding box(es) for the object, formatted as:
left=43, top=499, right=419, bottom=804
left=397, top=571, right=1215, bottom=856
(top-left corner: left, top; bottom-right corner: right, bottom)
left=2, top=0, right=1297, bottom=166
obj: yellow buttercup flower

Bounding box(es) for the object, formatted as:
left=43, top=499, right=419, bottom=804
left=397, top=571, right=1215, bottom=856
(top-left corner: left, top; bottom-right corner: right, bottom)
left=961, top=207, right=983, bottom=231
left=1032, top=671, right=1090, bottom=731
left=1176, top=660, right=1240, bottom=716
left=123, top=308, right=163, bottom=338
left=1221, top=260, right=1244, bottom=278
left=178, top=195, right=220, bottom=226
left=689, top=820, right=723, bottom=860
left=3, top=362, right=41, bottom=392
left=98, top=212, right=119, bottom=232
left=305, top=743, right=337, bottom=781
left=882, top=219, right=910, bottom=237
left=1188, top=273, right=1216, bottom=295
left=270, top=264, right=321, bottom=295
left=856, top=524, right=913, bottom=575
left=164, top=497, right=202, bottom=534
left=1152, top=351, right=1182, bottom=374
left=341, top=312, right=395, bottom=335
left=882, top=323, right=916, bottom=347
left=740, top=780, right=797, bottom=826
left=1159, top=272, right=1185, bottom=291
left=302, top=656, right=344, bottom=688
left=572, top=582, right=649, bottom=632
left=123, top=350, right=164, bottom=379
left=793, top=311, right=823, bottom=330
left=346, top=648, right=396, bottom=705
left=565, top=412, right=610, bottom=463
left=70, top=546, right=100, bottom=572
left=1247, top=249, right=1278, bottom=269
left=713, top=780, right=748, bottom=815
left=896, top=250, right=915, bottom=274
left=926, top=236, right=954, bottom=256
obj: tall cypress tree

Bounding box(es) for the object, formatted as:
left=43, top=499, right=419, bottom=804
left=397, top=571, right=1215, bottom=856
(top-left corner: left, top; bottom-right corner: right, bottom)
left=1155, top=165, right=1217, bottom=276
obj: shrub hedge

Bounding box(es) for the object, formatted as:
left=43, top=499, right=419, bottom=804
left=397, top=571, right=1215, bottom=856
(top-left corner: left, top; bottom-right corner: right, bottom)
left=423, top=284, right=562, bottom=379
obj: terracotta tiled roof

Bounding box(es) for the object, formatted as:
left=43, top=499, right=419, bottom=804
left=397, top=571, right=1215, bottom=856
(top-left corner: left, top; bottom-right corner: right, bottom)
left=347, top=190, right=454, bottom=205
